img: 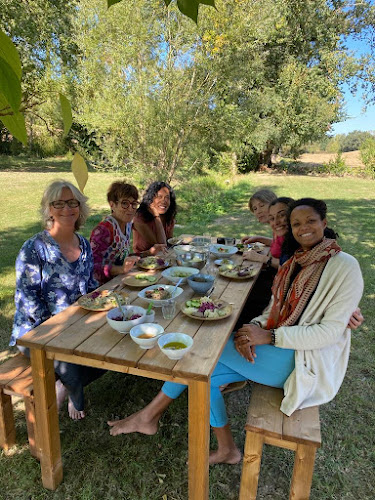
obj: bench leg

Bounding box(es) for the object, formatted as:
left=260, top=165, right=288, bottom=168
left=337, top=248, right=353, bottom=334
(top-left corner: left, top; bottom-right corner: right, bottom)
left=0, top=390, right=16, bottom=451
left=24, top=396, right=40, bottom=460
left=290, top=443, right=316, bottom=500
left=239, top=432, right=264, bottom=500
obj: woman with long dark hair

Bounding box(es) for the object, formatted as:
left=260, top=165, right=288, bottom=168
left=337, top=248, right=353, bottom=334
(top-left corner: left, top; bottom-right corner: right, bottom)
left=132, top=181, right=177, bottom=255
left=108, top=198, right=363, bottom=465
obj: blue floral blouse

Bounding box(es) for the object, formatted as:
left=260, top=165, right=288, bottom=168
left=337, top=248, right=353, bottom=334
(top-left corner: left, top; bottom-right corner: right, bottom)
left=11, top=231, right=98, bottom=346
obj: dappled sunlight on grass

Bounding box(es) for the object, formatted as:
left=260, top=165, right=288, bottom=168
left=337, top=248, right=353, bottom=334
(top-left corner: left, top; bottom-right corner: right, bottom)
left=0, top=168, right=374, bottom=499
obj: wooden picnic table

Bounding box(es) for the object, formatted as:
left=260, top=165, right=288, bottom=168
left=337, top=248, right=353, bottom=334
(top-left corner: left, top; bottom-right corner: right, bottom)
left=17, top=237, right=268, bottom=499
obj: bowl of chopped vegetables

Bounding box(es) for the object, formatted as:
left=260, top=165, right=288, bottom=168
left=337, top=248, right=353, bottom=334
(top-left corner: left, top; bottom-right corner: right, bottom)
left=106, top=306, right=147, bottom=333
left=161, top=266, right=199, bottom=284
left=176, top=252, right=207, bottom=270
left=209, top=244, right=238, bottom=258
left=138, top=284, right=184, bottom=306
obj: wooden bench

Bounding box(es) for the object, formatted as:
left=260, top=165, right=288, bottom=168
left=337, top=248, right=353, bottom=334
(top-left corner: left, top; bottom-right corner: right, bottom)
left=0, top=353, right=39, bottom=458
left=239, top=384, right=321, bottom=500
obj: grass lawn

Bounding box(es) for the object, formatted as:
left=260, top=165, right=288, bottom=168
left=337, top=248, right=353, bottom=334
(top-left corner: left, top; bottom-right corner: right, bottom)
left=0, top=156, right=374, bottom=499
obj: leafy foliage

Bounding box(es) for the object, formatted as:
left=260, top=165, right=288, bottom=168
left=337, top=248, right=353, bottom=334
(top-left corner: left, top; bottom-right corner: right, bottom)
left=360, top=136, right=375, bottom=178
left=319, top=152, right=349, bottom=176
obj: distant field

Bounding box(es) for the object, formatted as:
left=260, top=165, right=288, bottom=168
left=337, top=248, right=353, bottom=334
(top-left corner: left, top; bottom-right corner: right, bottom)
left=297, top=150, right=364, bottom=169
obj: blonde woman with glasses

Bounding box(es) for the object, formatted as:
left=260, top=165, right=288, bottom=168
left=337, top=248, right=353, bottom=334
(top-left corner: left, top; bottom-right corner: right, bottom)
left=11, top=179, right=103, bottom=420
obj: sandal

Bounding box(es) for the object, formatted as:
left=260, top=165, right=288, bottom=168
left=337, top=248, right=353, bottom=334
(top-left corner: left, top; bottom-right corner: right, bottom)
left=220, top=381, right=248, bottom=395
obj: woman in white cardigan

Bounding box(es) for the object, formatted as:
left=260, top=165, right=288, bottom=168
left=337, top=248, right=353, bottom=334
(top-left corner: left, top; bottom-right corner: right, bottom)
left=108, top=198, right=364, bottom=466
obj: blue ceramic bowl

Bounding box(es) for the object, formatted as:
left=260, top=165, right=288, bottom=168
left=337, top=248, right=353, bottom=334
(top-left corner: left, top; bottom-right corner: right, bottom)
left=187, top=273, right=214, bottom=295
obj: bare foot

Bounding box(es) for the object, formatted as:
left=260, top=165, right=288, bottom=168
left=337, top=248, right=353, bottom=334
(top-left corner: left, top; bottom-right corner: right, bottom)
left=55, top=379, right=68, bottom=410
left=108, top=409, right=159, bottom=436
left=68, top=398, right=85, bottom=420
left=209, top=447, right=242, bottom=465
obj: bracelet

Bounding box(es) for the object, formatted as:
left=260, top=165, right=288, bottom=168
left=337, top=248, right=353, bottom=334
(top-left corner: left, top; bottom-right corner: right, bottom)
left=249, top=320, right=261, bottom=327
left=269, top=329, right=276, bottom=346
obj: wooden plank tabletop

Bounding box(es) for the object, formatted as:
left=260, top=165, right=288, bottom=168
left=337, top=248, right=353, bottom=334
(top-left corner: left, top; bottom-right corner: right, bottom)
left=18, top=237, right=267, bottom=381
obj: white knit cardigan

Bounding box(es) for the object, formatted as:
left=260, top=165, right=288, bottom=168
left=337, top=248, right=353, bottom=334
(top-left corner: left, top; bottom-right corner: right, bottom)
left=252, top=251, right=364, bottom=416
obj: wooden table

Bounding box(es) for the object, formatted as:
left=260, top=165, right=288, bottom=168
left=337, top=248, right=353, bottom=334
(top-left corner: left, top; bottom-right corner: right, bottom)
left=17, top=240, right=267, bottom=498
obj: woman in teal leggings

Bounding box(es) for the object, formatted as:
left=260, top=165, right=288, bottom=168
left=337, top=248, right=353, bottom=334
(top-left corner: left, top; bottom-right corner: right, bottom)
left=108, top=333, right=294, bottom=464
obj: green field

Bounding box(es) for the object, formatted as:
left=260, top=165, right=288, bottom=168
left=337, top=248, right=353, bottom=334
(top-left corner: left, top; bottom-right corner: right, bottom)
left=0, top=156, right=374, bottom=499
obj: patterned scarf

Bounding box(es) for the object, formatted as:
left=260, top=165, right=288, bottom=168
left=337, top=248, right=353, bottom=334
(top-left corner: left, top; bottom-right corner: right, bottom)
left=266, top=238, right=341, bottom=329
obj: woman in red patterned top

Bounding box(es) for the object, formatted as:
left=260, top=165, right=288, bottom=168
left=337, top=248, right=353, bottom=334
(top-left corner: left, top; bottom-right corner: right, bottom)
left=90, top=182, right=140, bottom=284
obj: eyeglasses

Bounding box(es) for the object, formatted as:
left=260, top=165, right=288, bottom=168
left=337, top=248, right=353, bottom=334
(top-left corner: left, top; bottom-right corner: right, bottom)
left=50, top=199, right=80, bottom=209
left=119, top=200, right=139, bottom=209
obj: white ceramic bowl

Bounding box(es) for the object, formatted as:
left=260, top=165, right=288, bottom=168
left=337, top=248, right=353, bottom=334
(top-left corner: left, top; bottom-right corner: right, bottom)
left=138, top=284, right=184, bottom=307
left=173, top=244, right=192, bottom=255
left=106, top=306, right=147, bottom=333
left=161, top=266, right=199, bottom=284
left=158, top=333, right=194, bottom=360
left=130, top=323, right=164, bottom=349
left=209, top=244, right=238, bottom=258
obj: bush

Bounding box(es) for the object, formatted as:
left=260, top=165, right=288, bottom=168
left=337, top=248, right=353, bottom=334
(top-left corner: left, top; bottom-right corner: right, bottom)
left=360, top=137, right=375, bottom=179
left=318, top=153, right=349, bottom=176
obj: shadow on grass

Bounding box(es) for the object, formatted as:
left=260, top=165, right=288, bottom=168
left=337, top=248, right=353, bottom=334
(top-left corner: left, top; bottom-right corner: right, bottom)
left=0, top=185, right=374, bottom=499
left=0, top=155, right=96, bottom=173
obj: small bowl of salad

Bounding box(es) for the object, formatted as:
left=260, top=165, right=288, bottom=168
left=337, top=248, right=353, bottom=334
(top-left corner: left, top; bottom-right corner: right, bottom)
left=106, top=306, right=147, bottom=333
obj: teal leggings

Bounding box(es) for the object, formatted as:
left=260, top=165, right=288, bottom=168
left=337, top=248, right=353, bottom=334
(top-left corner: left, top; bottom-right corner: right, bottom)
left=162, top=333, right=295, bottom=427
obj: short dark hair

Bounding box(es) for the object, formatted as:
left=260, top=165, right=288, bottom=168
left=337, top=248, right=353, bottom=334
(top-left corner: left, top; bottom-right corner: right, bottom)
left=137, top=181, right=177, bottom=223
left=282, top=198, right=338, bottom=257
left=269, top=196, right=294, bottom=209
left=107, top=181, right=138, bottom=204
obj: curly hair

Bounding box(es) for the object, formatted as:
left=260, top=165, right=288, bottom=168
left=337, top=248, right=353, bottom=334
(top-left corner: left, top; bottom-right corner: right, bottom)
left=40, top=179, right=89, bottom=231
left=107, top=181, right=138, bottom=204
left=136, top=181, right=177, bottom=223
left=282, top=198, right=338, bottom=257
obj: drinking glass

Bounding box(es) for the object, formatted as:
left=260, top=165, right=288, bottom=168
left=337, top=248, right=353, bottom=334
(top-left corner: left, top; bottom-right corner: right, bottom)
left=162, top=300, right=176, bottom=320
left=225, top=237, right=235, bottom=246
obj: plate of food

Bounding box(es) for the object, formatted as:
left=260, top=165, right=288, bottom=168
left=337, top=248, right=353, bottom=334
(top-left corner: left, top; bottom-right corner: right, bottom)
left=168, top=236, right=183, bottom=246
left=78, top=290, right=129, bottom=311
left=248, top=242, right=266, bottom=253
left=181, top=297, right=232, bottom=320
left=214, top=258, right=234, bottom=266
left=122, top=273, right=160, bottom=287
left=236, top=243, right=246, bottom=253
left=209, top=244, right=238, bottom=258
left=219, top=265, right=258, bottom=280
left=137, top=256, right=170, bottom=270
left=161, top=266, right=199, bottom=284
left=138, top=284, right=184, bottom=306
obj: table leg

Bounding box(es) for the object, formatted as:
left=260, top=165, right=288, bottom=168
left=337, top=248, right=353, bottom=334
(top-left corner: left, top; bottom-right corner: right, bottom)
left=30, top=348, right=63, bottom=489
left=188, top=379, right=210, bottom=500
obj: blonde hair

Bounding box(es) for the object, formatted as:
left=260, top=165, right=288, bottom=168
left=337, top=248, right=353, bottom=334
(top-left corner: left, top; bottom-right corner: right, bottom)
left=248, top=189, right=277, bottom=212
left=40, top=179, right=89, bottom=230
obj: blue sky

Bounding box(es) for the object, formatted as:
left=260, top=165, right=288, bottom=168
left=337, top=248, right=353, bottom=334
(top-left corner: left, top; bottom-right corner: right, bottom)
left=331, top=36, right=375, bottom=136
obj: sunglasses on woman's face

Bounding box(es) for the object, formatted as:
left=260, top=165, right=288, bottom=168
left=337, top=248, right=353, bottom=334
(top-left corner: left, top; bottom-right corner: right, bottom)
left=50, top=199, right=80, bottom=209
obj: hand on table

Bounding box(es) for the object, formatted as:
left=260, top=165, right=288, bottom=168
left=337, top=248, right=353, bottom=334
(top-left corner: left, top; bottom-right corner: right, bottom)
left=149, top=244, right=167, bottom=255
left=241, top=236, right=256, bottom=245
left=242, top=249, right=268, bottom=263
left=122, top=256, right=140, bottom=274
left=347, top=307, right=364, bottom=329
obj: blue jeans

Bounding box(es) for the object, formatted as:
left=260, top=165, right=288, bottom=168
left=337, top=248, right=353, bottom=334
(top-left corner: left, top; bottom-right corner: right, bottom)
left=162, top=333, right=295, bottom=428
left=17, top=345, right=105, bottom=411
